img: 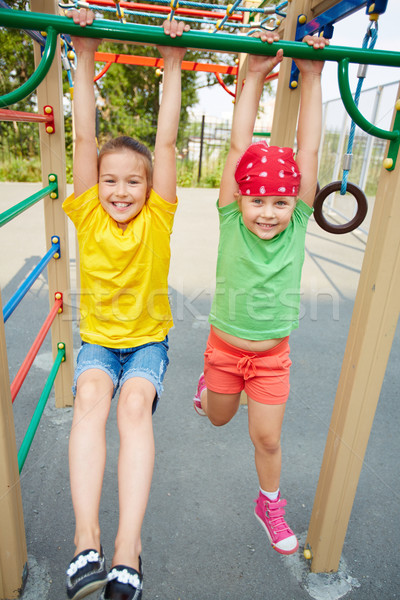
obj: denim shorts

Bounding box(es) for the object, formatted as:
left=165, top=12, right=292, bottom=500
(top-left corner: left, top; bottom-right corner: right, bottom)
left=73, top=337, right=169, bottom=413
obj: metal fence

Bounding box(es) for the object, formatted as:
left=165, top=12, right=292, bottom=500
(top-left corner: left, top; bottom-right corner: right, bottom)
left=1, top=81, right=398, bottom=217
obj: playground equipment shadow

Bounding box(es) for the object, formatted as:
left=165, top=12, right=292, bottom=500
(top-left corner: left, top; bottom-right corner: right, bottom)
left=2, top=184, right=399, bottom=600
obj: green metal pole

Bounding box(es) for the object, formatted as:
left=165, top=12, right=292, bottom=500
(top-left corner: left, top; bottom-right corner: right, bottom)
left=0, top=25, right=57, bottom=107
left=1, top=9, right=400, bottom=67
left=17, top=345, right=65, bottom=473
left=338, top=58, right=399, bottom=141
left=0, top=178, right=58, bottom=227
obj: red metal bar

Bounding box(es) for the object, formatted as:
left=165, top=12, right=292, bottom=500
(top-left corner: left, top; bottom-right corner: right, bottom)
left=94, top=61, right=113, bottom=82
left=215, top=70, right=279, bottom=99
left=10, top=294, right=63, bottom=403
left=94, top=51, right=238, bottom=74
left=89, top=0, right=243, bottom=21
left=266, top=72, right=279, bottom=82
left=215, top=71, right=235, bottom=98
left=0, top=106, right=55, bottom=133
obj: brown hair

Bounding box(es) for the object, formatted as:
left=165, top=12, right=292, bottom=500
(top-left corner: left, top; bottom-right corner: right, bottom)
left=98, top=136, right=153, bottom=189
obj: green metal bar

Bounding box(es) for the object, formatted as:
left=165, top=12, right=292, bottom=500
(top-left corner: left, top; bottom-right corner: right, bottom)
left=338, top=58, right=399, bottom=141
left=17, top=345, right=65, bottom=473
left=0, top=177, right=58, bottom=227
left=0, top=25, right=57, bottom=107
left=1, top=8, right=400, bottom=67
left=385, top=103, right=400, bottom=171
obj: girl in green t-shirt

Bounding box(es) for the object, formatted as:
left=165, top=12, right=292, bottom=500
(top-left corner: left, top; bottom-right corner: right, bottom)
left=194, top=31, right=328, bottom=556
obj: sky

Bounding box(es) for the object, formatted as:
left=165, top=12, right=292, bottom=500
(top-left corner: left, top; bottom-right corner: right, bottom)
left=193, top=1, right=400, bottom=119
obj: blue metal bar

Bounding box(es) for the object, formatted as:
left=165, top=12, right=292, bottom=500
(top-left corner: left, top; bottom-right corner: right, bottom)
left=296, top=0, right=369, bottom=40
left=214, top=0, right=242, bottom=33
left=2, top=238, right=60, bottom=323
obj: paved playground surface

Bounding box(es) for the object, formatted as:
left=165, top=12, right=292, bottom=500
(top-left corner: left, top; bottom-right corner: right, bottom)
left=1, top=183, right=399, bottom=600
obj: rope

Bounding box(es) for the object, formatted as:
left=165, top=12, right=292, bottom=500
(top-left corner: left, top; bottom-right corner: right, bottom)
left=341, top=21, right=378, bottom=195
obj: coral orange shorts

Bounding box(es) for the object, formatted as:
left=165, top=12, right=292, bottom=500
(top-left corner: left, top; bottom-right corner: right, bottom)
left=203, top=328, right=292, bottom=405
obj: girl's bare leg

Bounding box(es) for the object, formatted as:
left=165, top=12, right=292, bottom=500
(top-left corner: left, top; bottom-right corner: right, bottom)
left=247, top=398, right=286, bottom=492
left=69, top=369, right=113, bottom=555
left=200, top=388, right=242, bottom=426
left=112, top=377, right=156, bottom=572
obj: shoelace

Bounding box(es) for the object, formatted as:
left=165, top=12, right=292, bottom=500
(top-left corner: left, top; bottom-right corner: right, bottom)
left=265, top=499, right=291, bottom=534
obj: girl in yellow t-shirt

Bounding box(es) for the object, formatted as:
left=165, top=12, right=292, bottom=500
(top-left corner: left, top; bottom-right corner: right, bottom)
left=63, top=9, right=187, bottom=600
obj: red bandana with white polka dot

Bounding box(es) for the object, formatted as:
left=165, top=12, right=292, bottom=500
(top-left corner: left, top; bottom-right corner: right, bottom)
left=234, top=142, right=301, bottom=197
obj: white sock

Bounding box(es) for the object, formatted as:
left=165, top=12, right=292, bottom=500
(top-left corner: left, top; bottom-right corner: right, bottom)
left=260, top=487, right=279, bottom=501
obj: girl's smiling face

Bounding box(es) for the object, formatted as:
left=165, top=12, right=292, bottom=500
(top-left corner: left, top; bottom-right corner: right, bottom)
left=238, top=194, right=296, bottom=239
left=98, top=149, right=149, bottom=230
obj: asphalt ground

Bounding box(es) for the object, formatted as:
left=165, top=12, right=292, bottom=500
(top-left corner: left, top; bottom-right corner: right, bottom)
left=1, top=183, right=399, bottom=600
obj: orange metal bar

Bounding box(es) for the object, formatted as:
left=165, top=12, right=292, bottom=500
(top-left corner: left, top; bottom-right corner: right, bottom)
left=94, top=51, right=238, bottom=74
left=10, top=294, right=63, bottom=403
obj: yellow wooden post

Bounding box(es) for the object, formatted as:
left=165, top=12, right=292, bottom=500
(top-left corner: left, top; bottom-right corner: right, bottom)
left=270, top=0, right=313, bottom=147
left=234, top=1, right=255, bottom=105
left=0, top=291, right=28, bottom=600
left=306, top=86, right=400, bottom=572
left=31, top=0, right=74, bottom=408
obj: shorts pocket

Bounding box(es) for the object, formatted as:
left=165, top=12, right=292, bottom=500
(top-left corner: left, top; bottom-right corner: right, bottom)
left=275, top=351, right=292, bottom=371
left=204, top=344, right=217, bottom=366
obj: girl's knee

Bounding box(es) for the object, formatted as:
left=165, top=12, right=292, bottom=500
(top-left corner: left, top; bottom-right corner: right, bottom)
left=118, top=388, right=153, bottom=423
left=253, top=432, right=281, bottom=454
left=75, top=374, right=112, bottom=412
left=208, top=413, right=233, bottom=427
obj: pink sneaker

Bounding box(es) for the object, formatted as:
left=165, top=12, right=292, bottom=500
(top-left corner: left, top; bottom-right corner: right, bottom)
left=193, top=373, right=206, bottom=416
left=254, top=492, right=299, bottom=555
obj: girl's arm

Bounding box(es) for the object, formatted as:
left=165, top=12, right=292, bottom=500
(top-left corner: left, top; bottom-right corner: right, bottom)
left=67, top=9, right=100, bottom=198
left=219, top=33, right=283, bottom=208
left=295, top=35, right=329, bottom=207
left=153, top=20, right=188, bottom=204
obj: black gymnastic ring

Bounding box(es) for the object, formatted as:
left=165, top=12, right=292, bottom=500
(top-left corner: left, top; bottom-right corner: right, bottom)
left=313, top=181, right=368, bottom=234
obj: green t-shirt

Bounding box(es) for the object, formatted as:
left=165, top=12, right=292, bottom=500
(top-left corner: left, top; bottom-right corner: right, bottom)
left=208, top=199, right=313, bottom=340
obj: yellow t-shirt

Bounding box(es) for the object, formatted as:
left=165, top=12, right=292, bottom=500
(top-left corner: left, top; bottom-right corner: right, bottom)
left=63, top=184, right=177, bottom=348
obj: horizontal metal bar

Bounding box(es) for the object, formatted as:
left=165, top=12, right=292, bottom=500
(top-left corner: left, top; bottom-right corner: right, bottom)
left=89, top=0, right=243, bottom=21
left=0, top=179, right=58, bottom=226
left=10, top=296, right=63, bottom=404
left=0, top=108, right=52, bottom=124
left=2, top=239, right=60, bottom=323
left=94, top=51, right=238, bottom=74
left=1, top=9, right=400, bottom=67
left=18, top=344, right=65, bottom=473
left=0, top=0, right=46, bottom=44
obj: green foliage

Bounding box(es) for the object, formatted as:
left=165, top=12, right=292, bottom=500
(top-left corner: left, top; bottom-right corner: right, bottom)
left=0, top=2, right=34, bottom=106
left=0, top=156, right=41, bottom=181
left=177, top=159, right=197, bottom=187
left=90, top=10, right=199, bottom=151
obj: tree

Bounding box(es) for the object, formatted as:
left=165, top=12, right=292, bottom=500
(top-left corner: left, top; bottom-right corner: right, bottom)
left=0, top=1, right=35, bottom=107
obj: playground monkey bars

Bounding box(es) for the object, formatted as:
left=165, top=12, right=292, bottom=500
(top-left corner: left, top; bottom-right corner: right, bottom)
left=1, top=8, right=399, bottom=165
left=1, top=8, right=399, bottom=67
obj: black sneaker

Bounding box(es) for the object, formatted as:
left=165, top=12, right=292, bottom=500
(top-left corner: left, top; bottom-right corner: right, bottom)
left=66, top=548, right=107, bottom=600
left=100, top=559, right=143, bottom=600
